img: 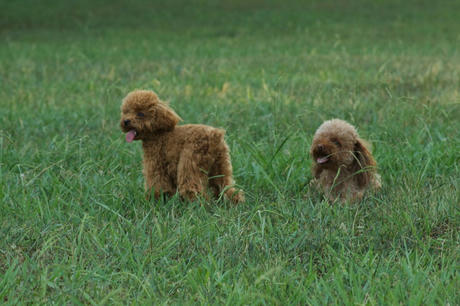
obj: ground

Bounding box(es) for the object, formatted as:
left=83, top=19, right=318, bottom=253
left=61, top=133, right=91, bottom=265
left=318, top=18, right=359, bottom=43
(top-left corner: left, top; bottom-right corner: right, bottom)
left=0, top=0, right=459, bottom=304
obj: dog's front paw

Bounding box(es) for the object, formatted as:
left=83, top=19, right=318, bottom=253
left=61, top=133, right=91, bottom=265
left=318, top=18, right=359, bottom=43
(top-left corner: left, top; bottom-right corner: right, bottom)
left=225, top=188, right=245, bottom=204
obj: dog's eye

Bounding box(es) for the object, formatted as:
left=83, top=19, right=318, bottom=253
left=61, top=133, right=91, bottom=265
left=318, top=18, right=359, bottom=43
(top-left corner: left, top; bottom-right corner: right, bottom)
left=137, top=112, right=145, bottom=118
left=331, top=138, right=341, bottom=147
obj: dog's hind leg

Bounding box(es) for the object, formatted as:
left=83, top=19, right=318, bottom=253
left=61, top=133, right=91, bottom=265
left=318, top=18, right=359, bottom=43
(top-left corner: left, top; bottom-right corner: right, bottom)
left=209, top=148, right=245, bottom=204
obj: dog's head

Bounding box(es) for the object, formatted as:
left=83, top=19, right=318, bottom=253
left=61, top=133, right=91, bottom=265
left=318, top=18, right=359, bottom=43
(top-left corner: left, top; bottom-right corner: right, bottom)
left=120, top=90, right=181, bottom=142
left=311, top=119, right=376, bottom=186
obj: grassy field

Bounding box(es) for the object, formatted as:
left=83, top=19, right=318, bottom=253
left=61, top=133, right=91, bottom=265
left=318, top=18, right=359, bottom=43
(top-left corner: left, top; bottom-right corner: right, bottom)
left=1, top=0, right=459, bottom=304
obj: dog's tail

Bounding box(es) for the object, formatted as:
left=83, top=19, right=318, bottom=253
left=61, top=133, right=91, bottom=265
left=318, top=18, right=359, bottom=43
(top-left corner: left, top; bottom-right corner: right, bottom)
left=209, top=128, right=226, bottom=147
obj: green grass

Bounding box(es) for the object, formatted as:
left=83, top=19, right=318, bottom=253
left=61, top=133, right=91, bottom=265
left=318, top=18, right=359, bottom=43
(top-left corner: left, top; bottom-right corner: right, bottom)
left=1, top=0, right=459, bottom=304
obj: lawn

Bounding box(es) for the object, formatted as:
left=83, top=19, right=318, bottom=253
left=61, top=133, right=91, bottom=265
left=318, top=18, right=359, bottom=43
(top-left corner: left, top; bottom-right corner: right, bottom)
left=0, top=0, right=459, bottom=304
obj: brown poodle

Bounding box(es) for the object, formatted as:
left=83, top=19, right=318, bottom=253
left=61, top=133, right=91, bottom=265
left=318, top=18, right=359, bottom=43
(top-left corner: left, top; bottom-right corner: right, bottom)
left=120, top=90, right=244, bottom=203
left=310, top=119, right=381, bottom=202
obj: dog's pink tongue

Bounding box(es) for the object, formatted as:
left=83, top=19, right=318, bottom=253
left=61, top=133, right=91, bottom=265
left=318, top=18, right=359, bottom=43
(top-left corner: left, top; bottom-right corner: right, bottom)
left=317, top=156, right=329, bottom=164
left=126, top=130, right=136, bottom=143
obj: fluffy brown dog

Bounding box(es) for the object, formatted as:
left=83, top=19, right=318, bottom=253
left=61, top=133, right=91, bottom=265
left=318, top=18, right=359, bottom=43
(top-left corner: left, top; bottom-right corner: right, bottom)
left=120, top=90, right=244, bottom=203
left=310, top=119, right=381, bottom=202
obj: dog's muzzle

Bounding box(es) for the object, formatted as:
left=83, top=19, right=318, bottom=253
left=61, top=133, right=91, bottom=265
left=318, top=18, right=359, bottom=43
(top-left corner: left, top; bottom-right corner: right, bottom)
left=314, top=144, right=330, bottom=164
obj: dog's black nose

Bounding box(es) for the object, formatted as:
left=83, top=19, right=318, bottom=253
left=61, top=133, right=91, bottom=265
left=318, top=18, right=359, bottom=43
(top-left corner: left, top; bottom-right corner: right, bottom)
left=317, top=144, right=324, bottom=152
left=124, top=119, right=131, bottom=126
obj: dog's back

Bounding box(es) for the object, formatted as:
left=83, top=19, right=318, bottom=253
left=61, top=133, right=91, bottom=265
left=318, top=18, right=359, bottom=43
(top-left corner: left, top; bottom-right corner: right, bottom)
left=171, top=124, right=225, bottom=151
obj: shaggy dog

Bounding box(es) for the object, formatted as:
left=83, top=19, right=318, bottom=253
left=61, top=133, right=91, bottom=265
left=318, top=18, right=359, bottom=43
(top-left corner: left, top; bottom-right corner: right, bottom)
left=310, top=119, right=381, bottom=202
left=120, top=90, right=244, bottom=203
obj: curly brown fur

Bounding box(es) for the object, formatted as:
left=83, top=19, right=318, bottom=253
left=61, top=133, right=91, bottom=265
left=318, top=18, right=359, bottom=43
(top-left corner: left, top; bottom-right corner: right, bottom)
left=310, top=119, right=381, bottom=202
left=120, top=90, right=244, bottom=204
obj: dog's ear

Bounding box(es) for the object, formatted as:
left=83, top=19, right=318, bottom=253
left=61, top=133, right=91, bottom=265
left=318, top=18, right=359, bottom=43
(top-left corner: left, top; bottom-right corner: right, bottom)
left=154, top=103, right=182, bottom=132
left=352, top=138, right=377, bottom=187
